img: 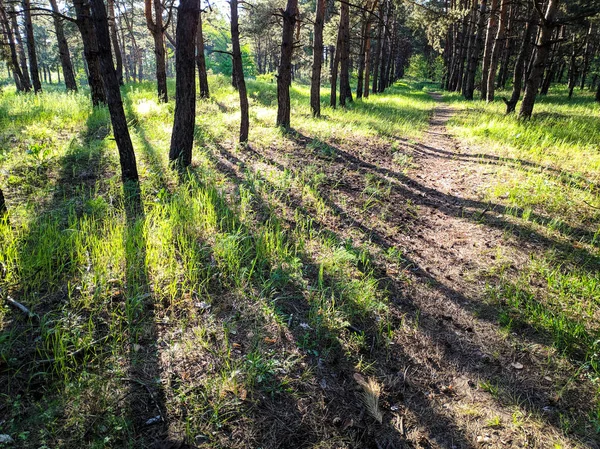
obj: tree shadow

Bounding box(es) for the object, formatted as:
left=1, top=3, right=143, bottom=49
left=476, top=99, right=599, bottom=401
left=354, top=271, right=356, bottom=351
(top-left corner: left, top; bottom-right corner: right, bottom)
left=206, top=134, right=598, bottom=446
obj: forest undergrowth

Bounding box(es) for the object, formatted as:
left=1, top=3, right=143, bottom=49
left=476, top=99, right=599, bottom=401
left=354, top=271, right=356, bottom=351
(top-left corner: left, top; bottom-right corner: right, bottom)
left=1, top=78, right=599, bottom=448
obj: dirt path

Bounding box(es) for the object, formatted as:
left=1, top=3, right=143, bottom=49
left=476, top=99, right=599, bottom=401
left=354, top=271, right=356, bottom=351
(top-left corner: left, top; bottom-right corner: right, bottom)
left=192, top=93, right=596, bottom=448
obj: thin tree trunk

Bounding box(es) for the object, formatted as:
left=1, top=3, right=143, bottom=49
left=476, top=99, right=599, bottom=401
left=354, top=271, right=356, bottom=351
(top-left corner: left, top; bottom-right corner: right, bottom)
left=276, top=0, right=297, bottom=127
left=580, top=23, right=593, bottom=90
left=480, top=0, right=498, bottom=100
left=486, top=0, right=508, bottom=101
left=10, top=7, right=32, bottom=91
left=338, top=0, right=351, bottom=106
left=107, top=0, right=123, bottom=85
left=73, top=0, right=106, bottom=105
left=0, top=3, right=28, bottom=91
left=169, top=0, right=199, bottom=167
left=330, top=34, right=340, bottom=107
left=22, top=0, right=42, bottom=92
left=519, top=0, right=560, bottom=119
left=89, top=0, right=139, bottom=182
left=356, top=14, right=367, bottom=99
left=145, top=0, right=168, bottom=102
left=372, top=2, right=384, bottom=94
left=463, top=0, right=487, bottom=100
left=363, top=16, right=373, bottom=98
left=230, top=0, right=248, bottom=143
left=505, top=7, right=535, bottom=113
left=196, top=10, right=209, bottom=99
left=310, top=0, right=325, bottom=116
left=49, top=0, right=77, bottom=91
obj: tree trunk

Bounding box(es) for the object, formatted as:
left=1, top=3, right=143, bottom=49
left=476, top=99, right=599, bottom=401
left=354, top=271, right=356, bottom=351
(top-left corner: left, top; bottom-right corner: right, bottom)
left=169, top=0, right=199, bottom=167
left=231, top=0, right=249, bottom=144
left=0, top=186, right=7, bottom=221
left=463, top=0, right=487, bottom=100
left=338, top=0, right=351, bottom=106
left=310, top=0, right=325, bottom=116
left=505, top=7, right=535, bottom=113
left=0, top=3, right=28, bottom=92
left=196, top=10, right=209, bottom=99
left=145, top=0, right=168, bottom=102
left=371, top=3, right=384, bottom=94
left=49, top=0, right=77, bottom=91
left=519, top=0, right=560, bottom=119
left=485, top=0, right=508, bottom=101
left=22, top=0, right=42, bottom=92
left=73, top=0, right=106, bottom=105
left=10, top=7, right=32, bottom=91
left=330, top=34, right=340, bottom=107
left=276, top=0, right=297, bottom=128
left=580, top=23, right=593, bottom=90
left=89, top=0, right=139, bottom=182
left=480, top=0, right=498, bottom=100
left=363, top=16, right=373, bottom=98
left=107, top=0, right=123, bottom=85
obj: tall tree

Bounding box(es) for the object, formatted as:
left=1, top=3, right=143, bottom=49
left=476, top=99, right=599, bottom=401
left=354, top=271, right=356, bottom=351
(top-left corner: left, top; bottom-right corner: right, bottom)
left=169, top=0, right=199, bottom=167
left=230, top=0, right=249, bottom=143
left=519, top=0, right=560, bottom=119
left=22, top=0, right=42, bottom=92
left=0, top=2, right=29, bottom=91
left=309, top=0, right=325, bottom=116
left=275, top=0, right=297, bottom=128
left=338, top=0, right=352, bottom=106
left=107, top=0, right=123, bottom=84
left=89, top=0, right=139, bottom=182
left=463, top=0, right=487, bottom=100
left=10, top=5, right=33, bottom=91
left=196, top=10, right=209, bottom=99
left=504, top=6, right=535, bottom=113
left=145, top=0, right=169, bottom=102
left=73, top=0, right=106, bottom=105
left=480, top=0, right=498, bottom=100
left=485, top=0, right=508, bottom=101
left=49, top=0, right=78, bottom=91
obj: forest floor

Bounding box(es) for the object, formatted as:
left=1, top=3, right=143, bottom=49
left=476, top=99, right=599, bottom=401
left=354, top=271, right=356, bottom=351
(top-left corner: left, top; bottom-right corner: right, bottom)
left=1, top=79, right=599, bottom=449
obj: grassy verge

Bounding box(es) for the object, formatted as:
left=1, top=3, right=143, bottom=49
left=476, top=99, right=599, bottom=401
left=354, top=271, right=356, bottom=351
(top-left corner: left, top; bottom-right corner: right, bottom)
left=444, top=87, right=600, bottom=391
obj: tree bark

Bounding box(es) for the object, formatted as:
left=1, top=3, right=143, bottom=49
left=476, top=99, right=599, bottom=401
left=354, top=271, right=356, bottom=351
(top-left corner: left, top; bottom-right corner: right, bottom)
left=196, top=10, right=209, bottom=99
left=519, top=0, right=560, bottom=119
left=107, top=0, right=123, bottom=85
left=0, top=3, right=28, bottom=92
left=480, top=0, right=498, bottom=100
left=22, top=0, right=42, bottom=92
left=338, top=0, right=352, bottom=106
left=276, top=0, right=297, bottom=128
left=463, top=0, right=487, bottom=100
left=505, top=7, right=535, bottom=114
left=169, top=0, right=199, bottom=167
left=230, top=0, right=249, bottom=144
left=363, top=14, right=373, bottom=98
left=49, top=0, right=77, bottom=91
left=10, top=6, right=32, bottom=91
left=89, top=0, right=139, bottom=182
left=73, top=0, right=106, bottom=105
left=145, top=0, right=168, bottom=102
left=485, top=0, right=508, bottom=101
left=310, top=0, right=326, bottom=116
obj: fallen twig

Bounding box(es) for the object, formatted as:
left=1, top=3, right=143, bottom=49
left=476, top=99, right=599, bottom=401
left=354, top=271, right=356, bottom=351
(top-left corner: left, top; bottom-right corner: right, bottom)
left=4, top=294, right=37, bottom=319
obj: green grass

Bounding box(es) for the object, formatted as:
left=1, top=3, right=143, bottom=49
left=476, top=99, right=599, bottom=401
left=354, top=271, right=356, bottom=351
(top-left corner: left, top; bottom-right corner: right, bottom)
left=445, top=86, right=600, bottom=381
left=1, top=76, right=599, bottom=448
left=0, top=76, right=434, bottom=448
